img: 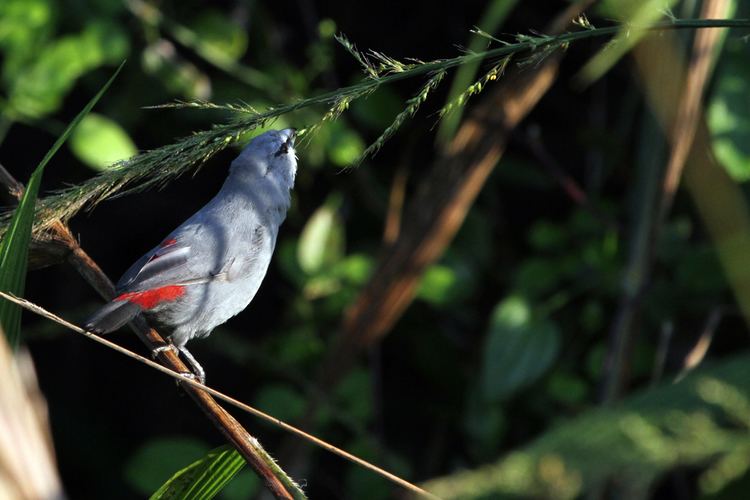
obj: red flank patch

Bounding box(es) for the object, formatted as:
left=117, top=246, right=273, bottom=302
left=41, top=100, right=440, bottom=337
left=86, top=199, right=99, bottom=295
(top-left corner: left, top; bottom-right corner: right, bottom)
left=161, top=238, right=177, bottom=247
left=115, top=285, right=185, bottom=309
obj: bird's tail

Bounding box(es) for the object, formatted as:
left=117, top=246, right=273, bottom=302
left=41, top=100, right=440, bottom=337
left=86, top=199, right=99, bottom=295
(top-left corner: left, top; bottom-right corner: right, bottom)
left=83, top=300, right=142, bottom=334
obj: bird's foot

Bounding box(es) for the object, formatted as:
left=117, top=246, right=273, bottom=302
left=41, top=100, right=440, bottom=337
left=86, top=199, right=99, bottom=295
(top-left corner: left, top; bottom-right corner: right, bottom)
left=177, top=346, right=206, bottom=385
left=151, top=343, right=178, bottom=359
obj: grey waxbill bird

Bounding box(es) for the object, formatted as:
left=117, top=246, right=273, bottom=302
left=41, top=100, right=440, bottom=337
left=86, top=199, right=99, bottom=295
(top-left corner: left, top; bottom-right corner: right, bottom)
left=84, top=128, right=298, bottom=383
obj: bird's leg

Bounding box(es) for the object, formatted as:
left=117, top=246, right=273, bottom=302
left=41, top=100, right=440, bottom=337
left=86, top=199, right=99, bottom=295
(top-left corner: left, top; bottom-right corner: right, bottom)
left=151, top=342, right=205, bottom=384
left=176, top=345, right=206, bottom=385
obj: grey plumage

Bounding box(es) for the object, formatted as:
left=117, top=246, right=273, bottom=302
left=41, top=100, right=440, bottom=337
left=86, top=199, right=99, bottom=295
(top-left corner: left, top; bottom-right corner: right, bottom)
left=84, top=128, right=298, bottom=380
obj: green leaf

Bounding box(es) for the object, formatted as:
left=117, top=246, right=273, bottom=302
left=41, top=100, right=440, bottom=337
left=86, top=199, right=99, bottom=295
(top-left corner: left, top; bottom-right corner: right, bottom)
left=0, top=62, right=123, bottom=347
left=150, top=444, right=246, bottom=500
left=0, top=0, right=52, bottom=77
left=480, top=295, right=561, bottom=401
left=297, top=194, right=345, bottom=274
left=708, top=41, right=750, bottom=181
left=417, top=265, right=458, bottom=305
left=333, top=253, right=374, bottom=286
left=579, top=0, right=679, bottom=85
left=188, top=10, right=248, bottom=62
left=417, top=255, right=476, bottom=305
left=327, top=124, right=365, bottom=166
left=8, top=22, right=128, bottom=119
left=70, top=113, right=137, bottom=171
left=425, top=353, right=750, bottom=499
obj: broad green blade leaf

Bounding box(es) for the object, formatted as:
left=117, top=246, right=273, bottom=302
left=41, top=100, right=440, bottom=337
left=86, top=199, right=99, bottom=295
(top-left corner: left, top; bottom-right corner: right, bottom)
left=481, top=295, right=561, bottom=401
left=708, top=39, right=750, bottom=182
left=577, top=0, right=678, bottom=85
left=0, top=61, right=123, bottom=348
left=69, top=113, right=137, bottom=171
left=150, top=445, right=245, bottom=500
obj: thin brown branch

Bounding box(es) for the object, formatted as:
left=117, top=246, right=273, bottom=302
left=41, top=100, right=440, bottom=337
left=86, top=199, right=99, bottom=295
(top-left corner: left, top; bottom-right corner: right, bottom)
left=676, top=307, right=724, bottom=382
left=660, top=0, right=731, bottom=222
left=0, top=163, right=300, bottom=499
left=0, top=291, right=438, bottom=500
left=383, top=164, right=408, bottom=246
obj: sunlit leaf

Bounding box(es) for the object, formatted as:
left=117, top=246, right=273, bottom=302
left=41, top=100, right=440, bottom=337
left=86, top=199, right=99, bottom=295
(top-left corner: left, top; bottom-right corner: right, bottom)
left=417, top=257, right=476, bottom=305
left=297, top=194, right=344, bottom=274
left=327, top=124, right=365, bottom=166
left=150, top=444, right=246, bottom=500
left=188, top=10, right=248, bottom=61
left=0, top=0, right=52, bottom=79
left=579, top=0, right=678, bottom=85
left=0, top=63, right=122, bottom=347
left=481, top=295, right=561, bottom=401
left=426, top=354, right=750, bottom=499
left=333, top=253, right=374, bottom=286
left=417, top=265, right=458, bottom=305
left=70, top=113, right=137, bottom=171
left=708, top=42, right=750, bottom=181
left=8, top=21, right=128, bottom=118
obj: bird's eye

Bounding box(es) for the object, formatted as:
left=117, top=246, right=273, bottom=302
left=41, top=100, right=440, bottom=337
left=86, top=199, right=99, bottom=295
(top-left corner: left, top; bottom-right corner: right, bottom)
left=274, top=142, right=289, bottom=157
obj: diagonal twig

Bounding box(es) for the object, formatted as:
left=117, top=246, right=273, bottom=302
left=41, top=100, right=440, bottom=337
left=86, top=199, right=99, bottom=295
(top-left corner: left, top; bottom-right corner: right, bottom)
left=0, top=290, right=439, bottom=500
left=0, top=164, right=302, bottom=499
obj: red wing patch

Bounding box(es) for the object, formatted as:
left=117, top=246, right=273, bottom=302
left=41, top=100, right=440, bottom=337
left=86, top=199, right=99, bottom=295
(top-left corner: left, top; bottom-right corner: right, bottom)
left=114, top=285, right=185, bottom=309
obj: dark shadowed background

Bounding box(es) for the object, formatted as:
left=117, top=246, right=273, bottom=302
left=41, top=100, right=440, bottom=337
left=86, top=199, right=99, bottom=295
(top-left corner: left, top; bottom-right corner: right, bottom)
left=3, top=0, right=750, bottom=498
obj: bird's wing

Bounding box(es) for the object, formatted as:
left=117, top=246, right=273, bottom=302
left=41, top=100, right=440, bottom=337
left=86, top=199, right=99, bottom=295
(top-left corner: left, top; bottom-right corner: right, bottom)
left=116, top=227, right=225, bottom=293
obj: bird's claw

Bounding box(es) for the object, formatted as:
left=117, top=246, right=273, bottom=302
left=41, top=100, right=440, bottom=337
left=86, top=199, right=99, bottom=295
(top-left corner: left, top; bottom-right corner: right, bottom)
left=151, top=343, right=178, bottom=359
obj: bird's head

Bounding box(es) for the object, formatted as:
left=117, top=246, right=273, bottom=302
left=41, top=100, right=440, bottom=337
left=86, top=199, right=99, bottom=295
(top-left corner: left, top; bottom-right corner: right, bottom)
left=231, top=128, right=298, bottom=188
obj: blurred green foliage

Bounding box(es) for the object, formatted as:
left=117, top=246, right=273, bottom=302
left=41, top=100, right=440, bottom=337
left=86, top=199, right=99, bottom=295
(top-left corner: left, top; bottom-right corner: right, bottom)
left=708, top=39, right=750, bottom=181
left=425, top=355, right=750, bottom=499
left=2, top=1, right=750, bottom=499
